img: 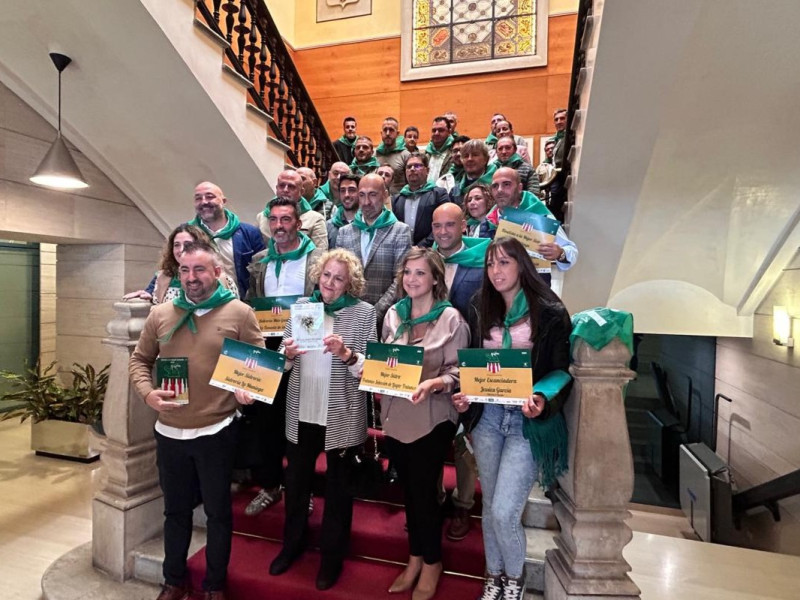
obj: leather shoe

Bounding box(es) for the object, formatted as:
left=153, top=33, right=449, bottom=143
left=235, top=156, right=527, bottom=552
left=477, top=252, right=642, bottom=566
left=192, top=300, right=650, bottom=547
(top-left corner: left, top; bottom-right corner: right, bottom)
left=269, top=548, right=301, bottom=576
left=446, top=507, right=471, bottom=541
left=203, top=592, right=227, bottom=600
left=155, top=583, right=189, bottom=600
left=315, top=559, right=343, bottom=590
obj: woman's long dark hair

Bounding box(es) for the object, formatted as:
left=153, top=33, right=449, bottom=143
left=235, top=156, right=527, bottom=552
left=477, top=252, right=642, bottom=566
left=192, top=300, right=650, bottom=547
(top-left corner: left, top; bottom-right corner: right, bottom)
left=159, top=224, right=213, bottom=277
left=479, top=237, right=563, bottom=343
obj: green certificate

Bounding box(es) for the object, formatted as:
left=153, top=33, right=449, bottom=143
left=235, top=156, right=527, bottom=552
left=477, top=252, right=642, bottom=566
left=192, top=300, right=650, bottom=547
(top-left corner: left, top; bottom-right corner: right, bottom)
left=495, top=208, right=560, bottom=273
left=249, top=295, right=300, bottom=337
left=156, top=357, right=189, bottom=405
left=359, top=342, right=424, bottom=400
left=209, top=338, right=285, bottom=404
left=458, top=349, right=532, bottom=405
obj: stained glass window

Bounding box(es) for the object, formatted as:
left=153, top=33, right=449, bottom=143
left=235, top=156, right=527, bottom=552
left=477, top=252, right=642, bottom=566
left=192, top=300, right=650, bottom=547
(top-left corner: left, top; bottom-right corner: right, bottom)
left=411, top=0, right=537, bottom=69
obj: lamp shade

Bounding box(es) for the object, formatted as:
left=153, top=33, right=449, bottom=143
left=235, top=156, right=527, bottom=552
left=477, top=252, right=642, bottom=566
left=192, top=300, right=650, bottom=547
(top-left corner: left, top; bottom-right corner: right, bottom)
left=29, top=133, right=88, bottom=190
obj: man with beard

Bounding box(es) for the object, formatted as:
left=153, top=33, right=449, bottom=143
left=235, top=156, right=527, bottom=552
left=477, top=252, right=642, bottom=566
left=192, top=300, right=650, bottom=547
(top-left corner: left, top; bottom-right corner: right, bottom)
left=318, top=161, right=351, bottom=207
left=490, top=120, right=531, bottom=164
left=332, top=116, right=357, bottom=164
left=336, top=173, right=411, bottom=325
left=435, top=135, right=469, bottom=193
left=483, top=167, right=577, bottom=283
left=375, top=117, right=410, bottom=196
left=392, top=152, right=448, bottom=247
left=350, top=136, right=380, bottom=177
left=424, top=116, right=455, bottom=183
left=326, top=172, right=360, bottom=248
left=130, top=241, right=264, bottom=600
left=242, top=197, right=324, bottom=518
left=256, top=169, right=328, bottom=250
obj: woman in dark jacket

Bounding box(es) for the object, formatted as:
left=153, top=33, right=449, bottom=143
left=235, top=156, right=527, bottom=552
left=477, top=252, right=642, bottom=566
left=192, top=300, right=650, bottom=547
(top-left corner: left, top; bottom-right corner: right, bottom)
left=453, top=237, right=572, bottom=600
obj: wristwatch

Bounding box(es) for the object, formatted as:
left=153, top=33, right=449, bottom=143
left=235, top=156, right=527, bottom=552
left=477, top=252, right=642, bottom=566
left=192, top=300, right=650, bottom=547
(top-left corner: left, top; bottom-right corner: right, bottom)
left=557, top=249, right=567, bottom=263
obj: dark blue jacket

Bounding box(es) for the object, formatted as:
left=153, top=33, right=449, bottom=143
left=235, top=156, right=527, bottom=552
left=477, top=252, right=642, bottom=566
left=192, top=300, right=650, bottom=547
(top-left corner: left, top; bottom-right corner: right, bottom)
left=145, top=222, right=264, bottom=299
left=449, top=264, right=483, bottom=320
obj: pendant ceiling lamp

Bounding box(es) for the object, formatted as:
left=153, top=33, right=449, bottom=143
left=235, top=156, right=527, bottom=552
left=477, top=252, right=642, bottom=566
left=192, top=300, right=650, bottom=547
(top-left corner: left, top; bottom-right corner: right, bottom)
left=29, top=53, right=89, bottom=190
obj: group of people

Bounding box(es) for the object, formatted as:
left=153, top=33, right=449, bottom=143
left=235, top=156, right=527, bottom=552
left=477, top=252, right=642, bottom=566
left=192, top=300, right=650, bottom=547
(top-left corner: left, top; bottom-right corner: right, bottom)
left=126, top=111, right=576, bottom=600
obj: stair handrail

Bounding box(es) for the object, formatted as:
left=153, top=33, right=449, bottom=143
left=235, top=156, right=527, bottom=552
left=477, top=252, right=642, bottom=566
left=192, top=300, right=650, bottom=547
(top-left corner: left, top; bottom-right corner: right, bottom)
left=732, top=468, right=800, bottom=525
left=194, top=0, right=337, bottom=179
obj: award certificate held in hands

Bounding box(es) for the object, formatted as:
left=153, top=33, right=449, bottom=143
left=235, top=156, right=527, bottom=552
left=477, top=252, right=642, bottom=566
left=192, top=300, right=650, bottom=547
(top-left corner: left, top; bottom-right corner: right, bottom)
left=359, top=342, right=424, bottom=400
left=209, top=338, right=285, bottom=404
left=494, top=208, right=560, bottom=273
left=249, top=295, right=300, bottom=337
left=458, top=348, right=533, bottom=405
left=290, top=302, right=325, bottom=351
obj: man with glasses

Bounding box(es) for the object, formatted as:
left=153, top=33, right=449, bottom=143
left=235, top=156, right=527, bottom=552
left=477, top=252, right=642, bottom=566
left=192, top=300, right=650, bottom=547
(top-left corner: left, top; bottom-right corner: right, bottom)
left=392, top=152, right=448, bottom=247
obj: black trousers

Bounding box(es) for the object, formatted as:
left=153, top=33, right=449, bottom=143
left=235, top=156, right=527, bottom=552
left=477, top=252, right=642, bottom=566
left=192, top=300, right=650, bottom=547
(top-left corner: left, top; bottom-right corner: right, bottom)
left=282, top=422, right=356, bottom=566
left=155, top=421, right=238, bottom=591
left=237, top=336, right=287, bottom=489
left=386, top=420, right=456, bottom=564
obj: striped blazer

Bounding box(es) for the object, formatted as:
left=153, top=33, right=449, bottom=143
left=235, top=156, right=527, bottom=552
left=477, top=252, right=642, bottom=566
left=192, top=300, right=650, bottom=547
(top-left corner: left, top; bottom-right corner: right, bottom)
left=281, top=299, right=378, bottom=450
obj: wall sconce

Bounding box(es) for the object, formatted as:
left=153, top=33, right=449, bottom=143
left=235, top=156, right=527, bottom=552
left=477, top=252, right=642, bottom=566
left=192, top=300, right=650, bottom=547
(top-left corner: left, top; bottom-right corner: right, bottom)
left=29, top=53, right=89, bottom=190
left=773, top=306, right=794, bottom=347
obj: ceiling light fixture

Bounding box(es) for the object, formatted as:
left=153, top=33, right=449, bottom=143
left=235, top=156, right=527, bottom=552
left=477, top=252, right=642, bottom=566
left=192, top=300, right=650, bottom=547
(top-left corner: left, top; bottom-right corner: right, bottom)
left=29, top=53, right=89, bottom=190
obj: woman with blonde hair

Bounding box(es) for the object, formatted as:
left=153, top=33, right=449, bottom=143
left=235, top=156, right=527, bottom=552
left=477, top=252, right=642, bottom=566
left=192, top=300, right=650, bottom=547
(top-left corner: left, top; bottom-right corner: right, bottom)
left=269, top=248, right=378, bottom=591
left=380, top=247, right=470, bottom=600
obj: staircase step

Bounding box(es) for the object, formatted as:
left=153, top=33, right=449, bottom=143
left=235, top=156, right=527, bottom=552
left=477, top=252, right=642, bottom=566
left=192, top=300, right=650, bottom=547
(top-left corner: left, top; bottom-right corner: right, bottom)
left=625, top=394, right=662, bottom=412
left=525, top=527, right=558, bottom=593
left=187, top=533, right=483, bottom=600
left=133, top=529, right=206, bottom=586
left=232, top=492, right=486, bottom=578
left=522, top=485, right=557, bottom=530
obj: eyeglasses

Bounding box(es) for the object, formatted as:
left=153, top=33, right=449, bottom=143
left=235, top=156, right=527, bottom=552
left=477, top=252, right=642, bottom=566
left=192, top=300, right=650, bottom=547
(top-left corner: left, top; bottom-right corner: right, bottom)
left=406, top=163, right=425, bottom=170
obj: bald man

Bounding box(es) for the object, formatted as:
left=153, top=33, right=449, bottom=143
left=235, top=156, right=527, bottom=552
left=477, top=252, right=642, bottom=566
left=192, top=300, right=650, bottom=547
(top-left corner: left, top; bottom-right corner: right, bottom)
left=318, top=161, right=351, bottom=208
left=256, top=169, right=328, bottom=251
left=296, top=167, right=330, bottom=218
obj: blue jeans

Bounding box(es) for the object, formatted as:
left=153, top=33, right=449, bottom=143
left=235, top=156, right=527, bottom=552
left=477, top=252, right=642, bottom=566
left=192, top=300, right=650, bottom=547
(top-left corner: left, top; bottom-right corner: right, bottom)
left=472, top=404, right=537, bottom=578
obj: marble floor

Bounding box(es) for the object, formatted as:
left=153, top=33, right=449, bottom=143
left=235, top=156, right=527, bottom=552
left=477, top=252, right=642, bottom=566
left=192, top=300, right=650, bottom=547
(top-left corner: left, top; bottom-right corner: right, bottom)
left=2, top=418, right=800, bottom=600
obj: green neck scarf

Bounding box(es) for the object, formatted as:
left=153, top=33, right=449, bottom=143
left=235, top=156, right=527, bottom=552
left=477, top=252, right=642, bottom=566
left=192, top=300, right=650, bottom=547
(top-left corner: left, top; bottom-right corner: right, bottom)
left=330, top=205, right=352, bottom=229
left=159, top=282, right=236, bottom=342
left=350, top=156, right=380, bottom=175
left=308, top=188, right=327, bottom=210
left=309, top=290, right=359, bottom=316
left=375, top=138, right=406, bottom=155
left=488, top=190, right=552, bottom=230
left=352, top=208, right=397, bottom=241
left=459, top=163, right=497, bottom=195
left=259, top=232, right=316, bottom=279
left=425, top=135, right=454, bottom=156
left=553, top=130, right=565, bottom=142
left=398, top=181, right=436, bottom=196
left=502, top=289, right=530, bottom=349
left=485, top=132, right=498, bottom=146
left=497, top=153, right=523, bottom=168
left=168, top=276, right=181, bottom=289
left=337, top=135, right=356, bottom=148
left=435, top=237, right=490, bottom=269
left=319, top=181, right=334, bottom=201
left=392, top=296, right=453, bottom=342
left=449, top=164, right=464, bottom=179
left=189, top=209, right=240, bottom=240
left=466, top=216, right=482, bottom=231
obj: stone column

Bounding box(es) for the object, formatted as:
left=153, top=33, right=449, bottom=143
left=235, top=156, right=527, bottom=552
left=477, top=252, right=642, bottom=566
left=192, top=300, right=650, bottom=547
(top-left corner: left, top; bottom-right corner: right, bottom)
left=92, top=301, right=163, bottom=581
left=544, top=338, right=640, bottom=600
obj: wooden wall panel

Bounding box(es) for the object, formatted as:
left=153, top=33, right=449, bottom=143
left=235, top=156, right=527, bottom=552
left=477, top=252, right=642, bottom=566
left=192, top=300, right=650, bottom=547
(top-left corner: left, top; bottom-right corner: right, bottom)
left=291, top=14, right=577, bottom=162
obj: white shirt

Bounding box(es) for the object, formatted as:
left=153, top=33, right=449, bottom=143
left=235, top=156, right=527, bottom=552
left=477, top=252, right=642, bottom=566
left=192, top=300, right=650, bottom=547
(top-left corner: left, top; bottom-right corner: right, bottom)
left=442, top=242, right=466, bottom=291
left=264, top=253, right=308, bottom=296
left=427, top=152, right=448, bottom=182
left=403, top=196, right=420, bottom=235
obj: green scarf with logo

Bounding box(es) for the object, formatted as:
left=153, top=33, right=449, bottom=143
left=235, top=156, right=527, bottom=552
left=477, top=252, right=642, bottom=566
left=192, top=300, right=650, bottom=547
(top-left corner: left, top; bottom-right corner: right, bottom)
left=391, top=297, right=453, bottom=342
left=189, top=209, right=240, bottom=240
left=435, top=237, right=490, bottom=269
left=308, top=188, right=328, bottom=210
left=330, top=205, right=351, bottom=229
left=502, top=289, right=530, bottom=349
left=398, top=181, right=436, bottom=196
left=350, top=156, right=380, bottom=176
left=259, top=232, right=316, bottom=280
left=352, top=208, right=397, bottom=241
left=337, top=135, right=356, bottom=148
left=159, top=282, right=236, bottom=342
left=458, top=163, right=497, bottom=195
left=375, top=138, right=407, bottom=155
left=425, top=135, right=454, bottom=156
left=496, top=153, right=524, bottom=169
left=309, top=289, right=359, bottom=316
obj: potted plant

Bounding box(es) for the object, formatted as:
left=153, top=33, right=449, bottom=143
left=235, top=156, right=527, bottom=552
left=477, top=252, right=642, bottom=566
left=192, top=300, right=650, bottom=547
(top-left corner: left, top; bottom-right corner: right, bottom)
left=0, top=361, right=109, bottom=462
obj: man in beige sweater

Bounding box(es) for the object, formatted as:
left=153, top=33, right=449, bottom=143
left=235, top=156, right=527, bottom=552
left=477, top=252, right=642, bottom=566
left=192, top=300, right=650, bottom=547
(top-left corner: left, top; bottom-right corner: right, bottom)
left=129, top=241, right=264, bottom=600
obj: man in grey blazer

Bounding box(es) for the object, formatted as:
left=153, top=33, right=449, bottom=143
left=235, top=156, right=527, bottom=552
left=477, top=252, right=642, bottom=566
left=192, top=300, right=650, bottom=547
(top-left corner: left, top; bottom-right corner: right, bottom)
left=336, top=173, right=412, bottom=326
